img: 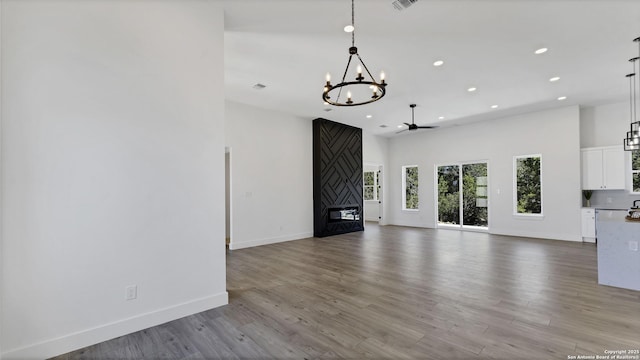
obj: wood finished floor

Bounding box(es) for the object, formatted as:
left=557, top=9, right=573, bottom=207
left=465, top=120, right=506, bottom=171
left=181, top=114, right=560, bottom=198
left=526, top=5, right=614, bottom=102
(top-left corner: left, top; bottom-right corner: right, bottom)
left=54, top=224, right=640, bottom=359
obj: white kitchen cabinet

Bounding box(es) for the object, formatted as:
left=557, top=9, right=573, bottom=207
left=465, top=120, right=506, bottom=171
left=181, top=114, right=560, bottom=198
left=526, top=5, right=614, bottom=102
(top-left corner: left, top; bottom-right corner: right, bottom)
left=581, top=146, right=625, bottom=190
left=581, top=208, right=596, bottom=243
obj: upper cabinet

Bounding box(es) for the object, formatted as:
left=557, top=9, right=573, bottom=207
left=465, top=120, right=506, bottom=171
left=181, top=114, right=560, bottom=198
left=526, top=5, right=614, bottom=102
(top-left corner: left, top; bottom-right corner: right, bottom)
left=581, top=145, right=626, bottom=190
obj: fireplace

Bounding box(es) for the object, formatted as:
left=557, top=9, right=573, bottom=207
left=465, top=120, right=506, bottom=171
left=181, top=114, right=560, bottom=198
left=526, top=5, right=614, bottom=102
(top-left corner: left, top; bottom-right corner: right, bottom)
left=312, top=118, right=364, bottom=237
left=328, top=206, right=360, bottom=223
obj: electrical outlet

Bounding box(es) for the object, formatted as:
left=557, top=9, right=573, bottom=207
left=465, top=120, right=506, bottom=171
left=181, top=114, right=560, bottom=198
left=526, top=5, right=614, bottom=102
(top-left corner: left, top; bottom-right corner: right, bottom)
left=125, top=285, right=137, bottom=300
left=629, top=241, right=638, bottom=252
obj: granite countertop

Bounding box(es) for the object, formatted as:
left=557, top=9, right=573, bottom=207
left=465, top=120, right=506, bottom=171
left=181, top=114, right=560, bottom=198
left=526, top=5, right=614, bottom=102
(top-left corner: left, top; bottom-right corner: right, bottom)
left=596, top=209, right=640, bottom=223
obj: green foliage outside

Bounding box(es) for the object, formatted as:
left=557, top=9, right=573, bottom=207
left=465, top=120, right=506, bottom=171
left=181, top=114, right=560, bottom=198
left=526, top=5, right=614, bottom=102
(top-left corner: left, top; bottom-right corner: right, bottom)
left=516, top=156, right=542, bottom=214
left=438, top=166, right=460, bottom=224
left=405, top=166, right=419, bottom=209
left=364, top=171, right=375, bottom=200
left=462, top=164, right=488, bottom=227
left=438, top=163, right=488, bottom=226
left=633, top=151, right=640, bottom=192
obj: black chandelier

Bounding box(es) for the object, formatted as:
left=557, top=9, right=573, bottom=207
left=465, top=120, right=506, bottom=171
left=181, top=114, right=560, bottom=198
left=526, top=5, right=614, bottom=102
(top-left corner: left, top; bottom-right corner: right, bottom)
left=322, top=0, right=387, bottom=106
left=624, top=37, right=640, bottom=151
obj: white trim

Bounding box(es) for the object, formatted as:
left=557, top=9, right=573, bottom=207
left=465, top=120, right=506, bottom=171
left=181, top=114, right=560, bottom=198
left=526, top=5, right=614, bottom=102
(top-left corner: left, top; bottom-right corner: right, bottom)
left=229, top=232, right=313, bottom=250
left=225, top=146, right=233, bottom=248
left=1, top=292, right=229, bottom=360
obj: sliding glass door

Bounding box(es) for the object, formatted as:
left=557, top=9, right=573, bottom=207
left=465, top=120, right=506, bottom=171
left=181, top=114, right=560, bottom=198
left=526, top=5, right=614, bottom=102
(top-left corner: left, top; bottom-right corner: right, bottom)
left=437, top=162, right=488, bottom=229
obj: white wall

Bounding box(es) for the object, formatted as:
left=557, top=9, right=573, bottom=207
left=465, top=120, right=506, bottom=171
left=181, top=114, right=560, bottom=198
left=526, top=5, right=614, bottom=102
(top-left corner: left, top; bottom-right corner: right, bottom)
left=0, top=1, right=3, bottom=357
left=581, top=101, right=628, bottom=148
left=1, top=1, right=227, bottom=358
left=387, top=106, right=582, bottom=242
left=363, top=133, right=389, bottom=224
left=225, top=100, right=313, bottom=250
left=580, top=101, right=640, bottom=208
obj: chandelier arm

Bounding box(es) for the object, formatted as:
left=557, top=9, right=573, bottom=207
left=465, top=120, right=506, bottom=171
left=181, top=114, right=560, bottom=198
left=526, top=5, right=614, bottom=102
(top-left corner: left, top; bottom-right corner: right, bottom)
left=341, top=54, right=355, bottom=83
left=356, top=54, right=378, bottom=83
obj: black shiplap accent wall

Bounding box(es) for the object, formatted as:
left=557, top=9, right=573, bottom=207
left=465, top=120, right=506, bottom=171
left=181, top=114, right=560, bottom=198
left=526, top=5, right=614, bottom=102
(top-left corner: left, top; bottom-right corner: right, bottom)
left=313, top=118, right=364, bottom=237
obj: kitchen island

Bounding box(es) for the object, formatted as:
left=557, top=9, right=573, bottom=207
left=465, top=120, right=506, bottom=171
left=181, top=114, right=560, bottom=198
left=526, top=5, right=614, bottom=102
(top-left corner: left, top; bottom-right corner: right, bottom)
left=596, top=209, right=640, bottom=291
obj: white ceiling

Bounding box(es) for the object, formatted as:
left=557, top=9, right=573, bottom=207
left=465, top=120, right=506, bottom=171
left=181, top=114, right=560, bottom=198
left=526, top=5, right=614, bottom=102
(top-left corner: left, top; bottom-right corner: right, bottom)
left=223, top=0, right=640, bottom=136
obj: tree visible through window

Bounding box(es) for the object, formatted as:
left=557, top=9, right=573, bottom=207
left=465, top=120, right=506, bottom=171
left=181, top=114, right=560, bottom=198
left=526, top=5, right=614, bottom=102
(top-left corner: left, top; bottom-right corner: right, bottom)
left=363, top=171, right=378, bottom=200
left=403, top=166, right=419, bottom=210
left=633, top=151, right=640, bottom=193
left=515, top=155, right=542, bottom=215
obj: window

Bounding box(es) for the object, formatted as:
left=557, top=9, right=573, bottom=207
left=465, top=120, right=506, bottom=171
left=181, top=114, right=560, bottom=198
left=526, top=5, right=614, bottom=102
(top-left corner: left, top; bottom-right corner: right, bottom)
left=632, top=151, right=640, bottom=193
left=363, top=171, right=378, bottom=201
left=514, top=155, right=542, bottom=215
left=402, top=166, right=419, bottom=210
left=437, top=162, right=488, bottom=228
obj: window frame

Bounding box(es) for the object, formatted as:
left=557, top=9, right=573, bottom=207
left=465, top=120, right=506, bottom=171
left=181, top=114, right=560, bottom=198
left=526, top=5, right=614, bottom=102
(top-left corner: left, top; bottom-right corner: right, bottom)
left=363, top=170, right=378, bottom=201
left=513, top=154, right=543, bottom=218
left=402, top=165, right=419, bottom=211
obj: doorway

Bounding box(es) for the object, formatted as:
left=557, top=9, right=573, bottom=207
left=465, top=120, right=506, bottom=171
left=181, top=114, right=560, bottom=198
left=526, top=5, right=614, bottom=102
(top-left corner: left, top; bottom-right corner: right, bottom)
left=363, top=164, right=383, bottom=223
left=225, top=147, right=232, bottom=247
left=436, top=162, right=488, bottom=230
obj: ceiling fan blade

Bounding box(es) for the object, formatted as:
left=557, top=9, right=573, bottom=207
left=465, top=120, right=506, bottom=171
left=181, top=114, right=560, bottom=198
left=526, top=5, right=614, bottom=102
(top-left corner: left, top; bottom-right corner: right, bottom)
left=403, top=123, right=411, bottom=126
left=396, top=129, right=408, bottom=134
left=416, top=126, right=439, bottom=129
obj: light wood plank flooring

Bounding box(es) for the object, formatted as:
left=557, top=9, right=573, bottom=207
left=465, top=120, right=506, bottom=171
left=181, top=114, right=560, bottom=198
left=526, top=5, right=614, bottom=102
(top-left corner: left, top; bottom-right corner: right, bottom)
left=54, top=224, right=640, bottom=359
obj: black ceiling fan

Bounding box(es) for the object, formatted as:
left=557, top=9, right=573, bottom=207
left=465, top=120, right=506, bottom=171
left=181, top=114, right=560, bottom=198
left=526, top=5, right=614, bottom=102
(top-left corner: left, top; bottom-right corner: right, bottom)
left=396, top=104, right=439, bottom=133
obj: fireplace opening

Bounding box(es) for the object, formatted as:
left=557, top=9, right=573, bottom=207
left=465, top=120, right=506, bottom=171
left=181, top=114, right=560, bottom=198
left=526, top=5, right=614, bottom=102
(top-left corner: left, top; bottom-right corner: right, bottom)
left=328, top=206, right=360, bottom=223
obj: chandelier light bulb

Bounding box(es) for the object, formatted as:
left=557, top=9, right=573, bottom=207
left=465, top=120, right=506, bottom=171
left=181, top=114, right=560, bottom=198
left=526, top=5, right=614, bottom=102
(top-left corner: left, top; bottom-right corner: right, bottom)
left=326, top=73, right=331, bottom=82
left=380, top=71, right=385, bottom=81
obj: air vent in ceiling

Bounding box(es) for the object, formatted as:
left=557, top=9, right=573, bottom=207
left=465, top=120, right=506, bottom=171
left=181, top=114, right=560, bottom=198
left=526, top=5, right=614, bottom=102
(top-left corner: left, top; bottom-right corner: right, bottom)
left=392, top=0, right=418, bottom=11
left=252, top=83, right=266, bottom=90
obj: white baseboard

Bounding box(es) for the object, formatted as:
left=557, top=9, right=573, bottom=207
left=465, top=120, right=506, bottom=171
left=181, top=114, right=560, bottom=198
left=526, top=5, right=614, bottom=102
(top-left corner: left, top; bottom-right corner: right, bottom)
left=229, top=231, right=313, bottom=250
left=2, top=292, right=229, bottom=360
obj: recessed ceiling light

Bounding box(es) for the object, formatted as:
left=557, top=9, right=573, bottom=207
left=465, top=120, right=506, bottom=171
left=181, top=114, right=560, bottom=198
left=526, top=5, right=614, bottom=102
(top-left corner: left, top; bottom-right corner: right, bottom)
left=439, top=116, right=445, bottom=120
left=491, top=105, right=499, bottom=109
left=549, top=76, right=560, bottom=82
left=558, top=96, right=567, bottom=101
left=535, top=48, right=548, bottom=55
left=366, top=115, right=373, bottom=119
left=344, top=25, right=354, bottom=33
left=433, top=60, right=444, bottom=67
left=397, top=125, right=404, bottom=128
left=468, top=87, right=477, bottom=92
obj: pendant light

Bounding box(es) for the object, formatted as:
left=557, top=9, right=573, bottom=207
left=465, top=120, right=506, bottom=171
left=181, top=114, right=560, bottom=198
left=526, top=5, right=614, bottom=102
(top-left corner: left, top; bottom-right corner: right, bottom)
left=624, top=37, right=640, bottom=151
left=322, top=0, right=387, bottom=107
